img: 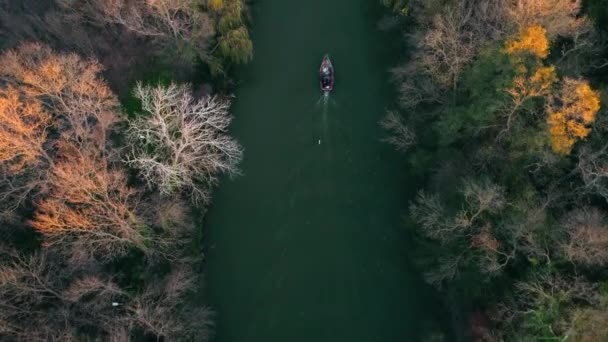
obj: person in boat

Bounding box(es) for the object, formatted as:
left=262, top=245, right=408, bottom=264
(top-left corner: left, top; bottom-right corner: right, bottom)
left=321, top=66, right=331, bottom=89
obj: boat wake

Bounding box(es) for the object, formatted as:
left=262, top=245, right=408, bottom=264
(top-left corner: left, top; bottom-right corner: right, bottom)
left=315, top=93, right=330, bottom=107
left=314, top=94, right=330, bottom=147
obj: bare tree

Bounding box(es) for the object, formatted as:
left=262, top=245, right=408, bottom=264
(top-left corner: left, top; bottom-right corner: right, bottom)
left=0, top=87, right=50, bottom=173
left=0, top=249, right=127, bottom=341
left=128, top=266, right=214, bottom=341
left=394, top=0, right=508, bottom=109
left=576, top=143, right=608, bottom=201
left=418, top=4, right=476, bottom=91
left=0, top=42, right=119, bottom=153
left=411, top=178, right=511, bottom=287
left=493, top=272, right=600, bottom=337
left=0, top=86, right=53, bottom=217
left=126, top=82, right=242, bottom=204
left=559, top=207, right=608, bottom=267
left=58, top=0, right=214, bottom=58
left=380, top=110, right=416, bottom=152
left=567, top=307, right=608, bottom=341
left=506, top=0, right=590, bottom=40
left=29, top=152, right=148, bottom=263
left=0, top=43, right=120, bottom=220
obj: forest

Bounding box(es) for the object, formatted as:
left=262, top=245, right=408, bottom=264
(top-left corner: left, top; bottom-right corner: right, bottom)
left=383, top=0, right=608, bottom=340
left=0, top=0, right=250, bottom=340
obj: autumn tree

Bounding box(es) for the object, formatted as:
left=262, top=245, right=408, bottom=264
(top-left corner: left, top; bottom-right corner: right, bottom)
left=126, top=82, right=242, bottom=204
left=505, top=25, right=550, bottom=58
left=0, top=87, right=50, bottom=173
left=502, top=64, right=557, bottom=134
left=547, top=78, right=600, bottom=154
left=0, top=43, right=119, bottom=219
left=0, top=87, right=53, bottom=217
left=30, top=152, right=148, bottom=263
left=0, top=42, right=118, bottom=154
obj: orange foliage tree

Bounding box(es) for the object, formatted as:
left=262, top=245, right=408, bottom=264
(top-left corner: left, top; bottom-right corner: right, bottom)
left=0, top=43, right=120, bottom=217
left=0, top=43, right=118, bottom=153
left=0, top=87, right=50, bottom=173
left=547, top=78, right=601, bottom=155
left=29, top=152, right=148, bottom=262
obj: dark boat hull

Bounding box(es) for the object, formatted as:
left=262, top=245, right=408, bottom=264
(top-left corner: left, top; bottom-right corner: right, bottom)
left=320, top=55, right=334, bottom=92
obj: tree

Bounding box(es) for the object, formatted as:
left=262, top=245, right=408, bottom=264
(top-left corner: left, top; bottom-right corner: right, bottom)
left=126, top=83, right=242, bottom=204
left=559, top=207, right=608, bottom=267
left=417, top=4, right=477, bottom=91
left=58, top=0, right=215, bottom=59
left=495, top=272, right=600, bottom=340
left=207, top=0, right=252, bottom=74
left=0, top=87, right=50, bottom=173
left=0, top=42, right=118, bottom=154
left=0, top=43, right=119, bottom=217
left=0, top=249, right=127, bottom=341
left=576, top=143, right=608, bottom=201
left=505, top=25, right=550, bottom=58
left=0, top=87, right=52, bottom=217
left=501, top=64, right=557, bottom=134
left=127, top=266, right=214, bottom=341
left=29, top=152, right=148, bottom=263
left=410, top=179, right=512, bottom=287
left=393, top=0, right=508, bottom=108
left=547, top=78, right=600, bottom=155
left=379, top=111, right=416, bottom=152
left=505, top=0, right=590, bottom=40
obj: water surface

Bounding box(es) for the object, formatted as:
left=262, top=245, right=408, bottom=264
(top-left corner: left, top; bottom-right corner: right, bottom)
left=205, top=1, right=435, bottom=341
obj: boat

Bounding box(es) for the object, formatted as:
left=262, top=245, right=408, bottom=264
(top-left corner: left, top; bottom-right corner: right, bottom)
left=319, top=54, right=334, bottom=93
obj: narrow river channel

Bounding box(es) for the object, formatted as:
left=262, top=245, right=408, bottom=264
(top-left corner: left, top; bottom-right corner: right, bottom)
left=204, top=1, right=436, bottom=341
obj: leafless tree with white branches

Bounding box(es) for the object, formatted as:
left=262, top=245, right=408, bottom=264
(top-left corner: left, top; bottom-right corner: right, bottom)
left=411, top=178, right=513, bottom=287
left=380, top=110, right=416, bottom=152
left=126, top=82, right=242, bottom=204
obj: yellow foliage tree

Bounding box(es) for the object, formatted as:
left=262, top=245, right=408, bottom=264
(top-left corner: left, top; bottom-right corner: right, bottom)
left=506, top=65, right=557, bottom=103
left=503, top=65, right=557, bottom=132
left=207, top=0, right=224, bottom=11
left=505, top=25, right=550, bottom=59
left=548, top=79, right=601, bottom=155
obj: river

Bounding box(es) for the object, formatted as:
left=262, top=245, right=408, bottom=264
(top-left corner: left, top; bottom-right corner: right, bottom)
left=204, top=1, right=437, bottom=341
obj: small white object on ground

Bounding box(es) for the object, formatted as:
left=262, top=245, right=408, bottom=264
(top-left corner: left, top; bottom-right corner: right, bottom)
left=318, top=139, right=321, bottom=145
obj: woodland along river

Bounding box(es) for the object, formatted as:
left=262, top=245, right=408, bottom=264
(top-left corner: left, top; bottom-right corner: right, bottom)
left=204, top=0, right=438, bottom=341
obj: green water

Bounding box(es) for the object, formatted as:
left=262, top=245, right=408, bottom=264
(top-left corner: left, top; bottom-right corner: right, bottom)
left=204, top=1, right=437, bottom=341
